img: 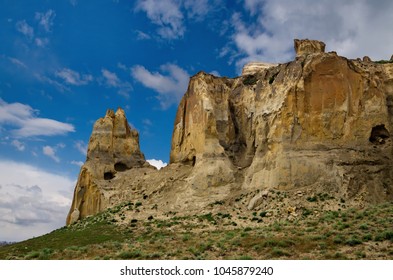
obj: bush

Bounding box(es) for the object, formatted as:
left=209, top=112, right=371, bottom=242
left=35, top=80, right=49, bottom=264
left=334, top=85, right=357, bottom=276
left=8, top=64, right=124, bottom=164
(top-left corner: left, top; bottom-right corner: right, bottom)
left=345, top=237, right=362, bottom=246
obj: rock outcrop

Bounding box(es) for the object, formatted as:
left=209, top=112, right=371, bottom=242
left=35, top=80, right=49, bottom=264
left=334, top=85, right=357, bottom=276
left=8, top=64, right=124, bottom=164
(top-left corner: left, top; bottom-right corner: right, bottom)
left=67, top=39, right=393, bottom=225
left=66, top=108, right=147, bottom=224
left=294, top=38, right=326, bottom=56
left=242, top=62, right=278, bottom=75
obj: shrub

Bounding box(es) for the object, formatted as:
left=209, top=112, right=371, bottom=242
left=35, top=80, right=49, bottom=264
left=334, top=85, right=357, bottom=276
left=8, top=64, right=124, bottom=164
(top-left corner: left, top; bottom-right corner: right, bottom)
left=345, top=237, right=362, bottom=246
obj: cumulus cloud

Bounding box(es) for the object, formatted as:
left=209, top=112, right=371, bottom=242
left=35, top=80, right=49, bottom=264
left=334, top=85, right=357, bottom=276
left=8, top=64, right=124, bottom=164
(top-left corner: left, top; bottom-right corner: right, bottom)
left=42, top=145, right=60, bottom=163
left=101, top=69, right=132, bottom=98
left=226, top=0, right=393, bottom=71
left=55, top=68, right=93, bottom=86
left=131, top=63, right=189, bottom=108
left=0, top=160, right=74, bottom=242
left=11, top=140, right=25, bottom=151
left=15, top=20, right=34, bottom=39
left=147, top=159, right=167, bottom=170
left=0, top=98, right=75, bottom=138
left=35, top=10, right=56, bottom=32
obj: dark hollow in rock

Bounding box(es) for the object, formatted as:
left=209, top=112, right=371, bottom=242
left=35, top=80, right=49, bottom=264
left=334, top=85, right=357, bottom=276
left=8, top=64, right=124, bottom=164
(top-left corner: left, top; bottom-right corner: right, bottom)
left=104, top=171, right=115, bottom=180
left=114, top=162, right=128, bottom=172
left=369, top=125, right=390, bottom=144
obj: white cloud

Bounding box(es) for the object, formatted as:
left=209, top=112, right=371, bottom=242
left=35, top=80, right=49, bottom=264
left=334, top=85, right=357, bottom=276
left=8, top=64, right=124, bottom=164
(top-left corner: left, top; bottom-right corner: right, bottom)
left=0, top=160, right=74, bottom=242
left=147, top=159, right=167, bottom=170
left=135, top=30, right=152, bottom=40
left=100, top=68, right=133, bottom=98
left=11, top=140, right=25, bottom=151
left=8, top=57, right=27, bottom=69
left=184, top=0, right=210, bottom=20
left=142, top=119, right=153, bottom=126
left=131, top=63, right=189, bottom=108
left=42, top=145, right=60, bottom=163
left=209, top=70, right=221, bottom=77
left=35, top=10, right=56, bottom=32
left=135, top=0, right=185, bottom=39
left=74, top=140, right=88, bottom=156
left=102, top=69, right=121, bottom=87
left=0, top=98, right=75, bottom=138
left=35, top=37, right=49, bottom=47
left=226, top=0, right=393, bottom=71
left=15, top=20, right=34, bottom=39
left=55, top=68, right=93, bottom=86
left=135, top=0, right=221, bottom=39
left=71, top=160, right=84, bottom=167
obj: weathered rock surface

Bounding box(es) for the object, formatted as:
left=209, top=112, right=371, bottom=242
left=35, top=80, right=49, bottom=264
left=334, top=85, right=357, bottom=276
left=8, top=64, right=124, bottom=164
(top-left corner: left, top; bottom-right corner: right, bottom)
left=66, top=108, right=148, bottom=224
left=294, top=38, right=325, bottom=56
left=67, top=39, right=393, bottom=225
left=242, top=62, right=278, bottom=76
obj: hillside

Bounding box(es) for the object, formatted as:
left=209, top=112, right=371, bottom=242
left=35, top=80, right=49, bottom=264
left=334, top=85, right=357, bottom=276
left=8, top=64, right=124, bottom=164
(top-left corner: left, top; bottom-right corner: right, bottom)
left=1, top=201, right=392, bottom=259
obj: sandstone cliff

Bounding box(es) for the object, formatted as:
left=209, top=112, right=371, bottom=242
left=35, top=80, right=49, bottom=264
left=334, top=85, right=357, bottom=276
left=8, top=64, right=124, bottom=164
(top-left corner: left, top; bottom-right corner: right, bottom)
left=67, top=39, right=393, bottom=225
left=66, top=108, right=147, bottom=224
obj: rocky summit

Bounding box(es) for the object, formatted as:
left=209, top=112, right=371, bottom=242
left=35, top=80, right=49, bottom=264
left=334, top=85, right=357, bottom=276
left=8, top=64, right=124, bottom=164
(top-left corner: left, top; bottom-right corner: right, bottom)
left=67, top=39, right=393, bottom=225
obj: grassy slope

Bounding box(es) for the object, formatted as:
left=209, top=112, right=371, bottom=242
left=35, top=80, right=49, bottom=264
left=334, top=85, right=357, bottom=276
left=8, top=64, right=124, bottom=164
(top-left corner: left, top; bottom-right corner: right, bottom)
left=1, top=202, right=392, bottom=260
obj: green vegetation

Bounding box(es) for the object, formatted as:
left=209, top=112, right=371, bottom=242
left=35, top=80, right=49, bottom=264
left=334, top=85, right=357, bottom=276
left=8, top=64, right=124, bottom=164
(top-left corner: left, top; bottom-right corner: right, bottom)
left=0, top=202, right=392, bottom=260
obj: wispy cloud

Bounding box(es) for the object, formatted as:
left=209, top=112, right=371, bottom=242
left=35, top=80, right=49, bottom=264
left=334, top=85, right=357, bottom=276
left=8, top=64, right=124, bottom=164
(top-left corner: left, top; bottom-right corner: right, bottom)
left=55, top=68, right=93, bottom=86
left=135, top=0, right=222, bottom=40
left=100, top=68, right=132, bottom=98
left=42, top=145, right=60, bottom=163
left=11, top=140, right=25, bottom=151
left=15, top=20, right=34, bottom=39
left=70, top=160, right=84, bottom=167
left=0, top=98, right=75, bottom=138
left=131, top=63, right=189, bottom=109
left=135, top=30, right=152, bottom=40
left=74, top=140, right=87, bottom=156
left=7, top=57, right=27, bottom=69
left=135, top=0, right=185, bottom=39
left=34, top=37, right=49, bottom=47
left=35, top=10, right=56, bottom=32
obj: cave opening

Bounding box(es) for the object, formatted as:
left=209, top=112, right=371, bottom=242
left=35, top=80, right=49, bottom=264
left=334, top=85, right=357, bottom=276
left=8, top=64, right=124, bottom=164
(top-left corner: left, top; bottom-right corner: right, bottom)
left=104, top=171, right=115, bottom=180
left=369, top=124, right=390, bottom=144
left=114, top=162, right=128, bottom=172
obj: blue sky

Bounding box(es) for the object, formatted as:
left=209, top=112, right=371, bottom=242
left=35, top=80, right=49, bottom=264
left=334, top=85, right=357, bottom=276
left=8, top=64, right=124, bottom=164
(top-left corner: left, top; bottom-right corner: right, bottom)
left=1, top=0, right=393, bottom=241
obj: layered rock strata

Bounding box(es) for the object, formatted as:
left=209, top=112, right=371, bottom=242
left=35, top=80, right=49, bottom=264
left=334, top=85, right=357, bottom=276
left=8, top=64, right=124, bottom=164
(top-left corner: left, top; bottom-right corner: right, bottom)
left=67, top=39, right=393, bottom=225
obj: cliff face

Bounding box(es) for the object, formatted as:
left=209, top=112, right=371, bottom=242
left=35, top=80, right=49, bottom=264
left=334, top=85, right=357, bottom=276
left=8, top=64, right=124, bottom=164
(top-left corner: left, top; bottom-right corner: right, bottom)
left=66, top=108, right=147, bottom=224
left=67, top=39, right=393, bottom=225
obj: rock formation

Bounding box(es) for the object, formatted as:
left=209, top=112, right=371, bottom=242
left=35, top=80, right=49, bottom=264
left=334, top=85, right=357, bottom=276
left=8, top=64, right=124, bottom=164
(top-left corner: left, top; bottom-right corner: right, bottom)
left=242, top=62, right=278, bottom=75
left=66, top=108, right=147, bottom=224
left=294, top=38, right=325, bottom=56
left=67, top=39, right=393, bottom=225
